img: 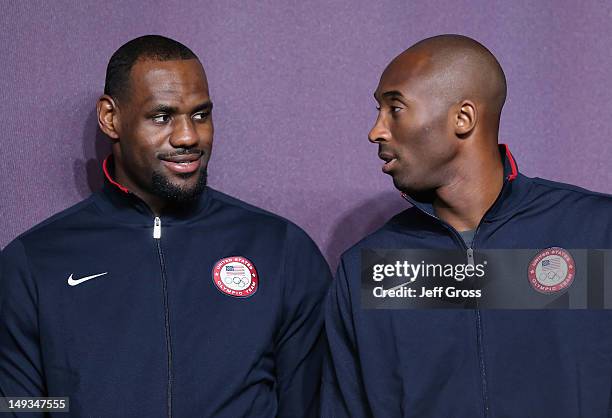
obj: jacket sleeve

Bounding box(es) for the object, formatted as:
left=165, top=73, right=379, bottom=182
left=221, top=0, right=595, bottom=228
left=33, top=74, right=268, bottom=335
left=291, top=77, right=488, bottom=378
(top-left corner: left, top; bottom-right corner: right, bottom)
left=321, top=258, right=373, bottom=418
left=0, top=239, right=46, bottom=411
left=274, top=224, right=332, bottom=418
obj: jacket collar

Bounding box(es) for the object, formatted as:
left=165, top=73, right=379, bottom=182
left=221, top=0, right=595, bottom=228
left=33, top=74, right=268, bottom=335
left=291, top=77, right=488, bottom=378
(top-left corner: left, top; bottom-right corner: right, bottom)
left=94, top=155, right=212, bottom=223
left=402, top=144, right=531, bottom=223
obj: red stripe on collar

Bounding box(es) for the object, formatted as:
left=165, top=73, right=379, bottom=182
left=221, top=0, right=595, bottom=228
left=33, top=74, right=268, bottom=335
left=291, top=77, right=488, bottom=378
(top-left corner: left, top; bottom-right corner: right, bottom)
left=102, top=156, right=130, bottom=194
left=501, top=143, right=518, bottom=181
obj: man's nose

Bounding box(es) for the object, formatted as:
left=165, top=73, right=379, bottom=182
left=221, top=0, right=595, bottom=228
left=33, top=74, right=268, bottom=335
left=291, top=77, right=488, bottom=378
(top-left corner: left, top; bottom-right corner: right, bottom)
left=368, top=114, right=390, bottom=144
left=169, top=116, right=199, bottom=148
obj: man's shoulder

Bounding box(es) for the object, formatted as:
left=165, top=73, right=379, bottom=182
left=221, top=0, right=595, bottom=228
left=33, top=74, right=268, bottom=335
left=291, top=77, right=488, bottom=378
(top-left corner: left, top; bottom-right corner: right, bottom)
left=206, top=187, right=317, bottom=243
left=526, top=175, right=612, bottom=211
left=4, top=196, right=99, bottom=250
left=530, top=176, right=612, bottom=199
left=207, top=187, right=285, bottom=219
left=338, top=207, right=423, bottom=262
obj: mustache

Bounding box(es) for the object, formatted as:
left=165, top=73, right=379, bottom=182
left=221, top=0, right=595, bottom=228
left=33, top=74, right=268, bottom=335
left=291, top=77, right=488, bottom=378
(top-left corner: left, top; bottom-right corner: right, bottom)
left=157, top=149, right=205, bottom=159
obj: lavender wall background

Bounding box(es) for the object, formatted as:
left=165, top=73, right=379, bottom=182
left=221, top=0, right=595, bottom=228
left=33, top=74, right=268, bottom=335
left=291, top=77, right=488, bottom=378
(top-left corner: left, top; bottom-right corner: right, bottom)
left=1, top=0, right=611, bottom=270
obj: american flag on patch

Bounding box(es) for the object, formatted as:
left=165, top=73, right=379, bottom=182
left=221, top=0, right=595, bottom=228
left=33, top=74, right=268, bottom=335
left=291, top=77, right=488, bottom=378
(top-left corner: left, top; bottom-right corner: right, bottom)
left=226, top=265, right=245, bottom=275
left=542, top=257, right=561, bottom=271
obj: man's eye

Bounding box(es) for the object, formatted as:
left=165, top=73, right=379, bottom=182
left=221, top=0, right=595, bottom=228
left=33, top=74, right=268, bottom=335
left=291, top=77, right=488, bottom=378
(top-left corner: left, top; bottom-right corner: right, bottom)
left=193, top=112, right=210, bottom=121
left=152, top=114, right=170, bottom=123
left=391, top=106, right=402, bottom=113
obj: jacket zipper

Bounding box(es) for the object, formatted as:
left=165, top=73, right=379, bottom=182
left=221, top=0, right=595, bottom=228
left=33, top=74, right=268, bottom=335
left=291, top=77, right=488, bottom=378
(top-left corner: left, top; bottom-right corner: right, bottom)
left=464, top=220, right=489, bottom=418
left=460, top=181, right=513, bottom=418
left=154, top=217, right=173, bottom=418
left=445, top=220, right=489, bottom=418
left=402, top=199, right=490, bottom=418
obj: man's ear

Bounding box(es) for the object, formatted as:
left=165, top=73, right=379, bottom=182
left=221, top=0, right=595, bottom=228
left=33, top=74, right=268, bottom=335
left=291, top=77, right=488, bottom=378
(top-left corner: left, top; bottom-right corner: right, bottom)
left=455, top=100, right=477, bottom=136
left=97, top=95, right=120, bottom=140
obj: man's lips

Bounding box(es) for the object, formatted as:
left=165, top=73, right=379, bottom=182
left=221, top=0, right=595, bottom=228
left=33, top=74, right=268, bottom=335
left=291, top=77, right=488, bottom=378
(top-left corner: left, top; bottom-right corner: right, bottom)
left=159, top=152, right=203, bottom=175
left=378, top=152, right=398, bottom=174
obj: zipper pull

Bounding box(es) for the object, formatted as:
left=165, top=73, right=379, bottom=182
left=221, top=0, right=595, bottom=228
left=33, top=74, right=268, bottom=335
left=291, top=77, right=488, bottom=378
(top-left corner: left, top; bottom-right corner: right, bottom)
left=466, top=248, right=475, bottom=266
left=153, top=217, right=162, bottom=239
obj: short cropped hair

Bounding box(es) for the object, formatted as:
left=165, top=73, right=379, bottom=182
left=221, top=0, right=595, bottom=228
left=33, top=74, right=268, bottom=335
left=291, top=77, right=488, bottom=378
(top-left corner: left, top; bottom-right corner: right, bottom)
left=104, top=35, right=198, bottom=102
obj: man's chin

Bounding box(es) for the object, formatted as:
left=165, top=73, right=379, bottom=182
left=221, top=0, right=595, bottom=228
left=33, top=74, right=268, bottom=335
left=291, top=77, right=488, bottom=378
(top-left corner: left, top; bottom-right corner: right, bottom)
left=393, top=177, right=435, bottom=203
left=392, top=176, right=413, bottom=194
left=151, top=169, right=207, bottom=203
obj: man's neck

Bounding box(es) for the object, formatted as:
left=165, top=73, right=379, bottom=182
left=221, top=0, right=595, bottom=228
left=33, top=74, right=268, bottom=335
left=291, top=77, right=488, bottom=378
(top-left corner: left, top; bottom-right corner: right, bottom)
left=433, top=145, right=504, bottom=232
left=112, top=164, right=166, bottom=216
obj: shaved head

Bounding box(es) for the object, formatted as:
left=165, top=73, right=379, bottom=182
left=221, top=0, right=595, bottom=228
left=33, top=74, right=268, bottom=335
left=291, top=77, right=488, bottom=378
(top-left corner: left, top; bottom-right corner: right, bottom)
left=385, top=34, right=507, bottom=131
left=370, top=34, right=507, bottom=198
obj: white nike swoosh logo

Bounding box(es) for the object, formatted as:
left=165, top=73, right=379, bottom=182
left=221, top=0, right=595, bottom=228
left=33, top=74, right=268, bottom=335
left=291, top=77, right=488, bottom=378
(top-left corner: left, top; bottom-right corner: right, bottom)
left=67, top=272, right=108, bottom=286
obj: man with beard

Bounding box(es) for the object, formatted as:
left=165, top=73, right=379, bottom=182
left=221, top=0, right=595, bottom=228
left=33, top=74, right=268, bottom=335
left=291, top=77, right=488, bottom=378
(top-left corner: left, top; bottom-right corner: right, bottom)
left=322, top=34, right=612, bottom=417
left=0, top=35, right=331, bottom=417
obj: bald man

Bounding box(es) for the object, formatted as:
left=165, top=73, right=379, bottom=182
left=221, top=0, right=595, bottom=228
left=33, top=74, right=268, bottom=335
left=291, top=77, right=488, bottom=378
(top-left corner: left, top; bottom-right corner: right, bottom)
left=322, top=35, right=612, bottom=418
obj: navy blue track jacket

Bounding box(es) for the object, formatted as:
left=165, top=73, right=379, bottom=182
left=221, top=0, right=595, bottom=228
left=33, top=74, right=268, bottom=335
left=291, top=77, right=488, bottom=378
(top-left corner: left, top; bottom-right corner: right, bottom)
left=322, top=145, right=612, bottom=418
left=0, top=160, right=332, bottom=417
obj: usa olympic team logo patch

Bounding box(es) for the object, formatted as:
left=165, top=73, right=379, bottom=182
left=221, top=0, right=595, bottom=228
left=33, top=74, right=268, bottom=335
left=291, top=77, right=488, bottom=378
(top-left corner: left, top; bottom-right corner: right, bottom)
left=528, top=247, right=575, bottom=294
left=212, top=256, right=259, bottom=298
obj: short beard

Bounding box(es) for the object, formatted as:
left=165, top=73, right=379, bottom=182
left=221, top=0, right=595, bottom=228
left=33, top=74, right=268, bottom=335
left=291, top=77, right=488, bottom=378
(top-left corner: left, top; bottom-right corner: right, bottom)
left=151, top=169, right=207, bottom=204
